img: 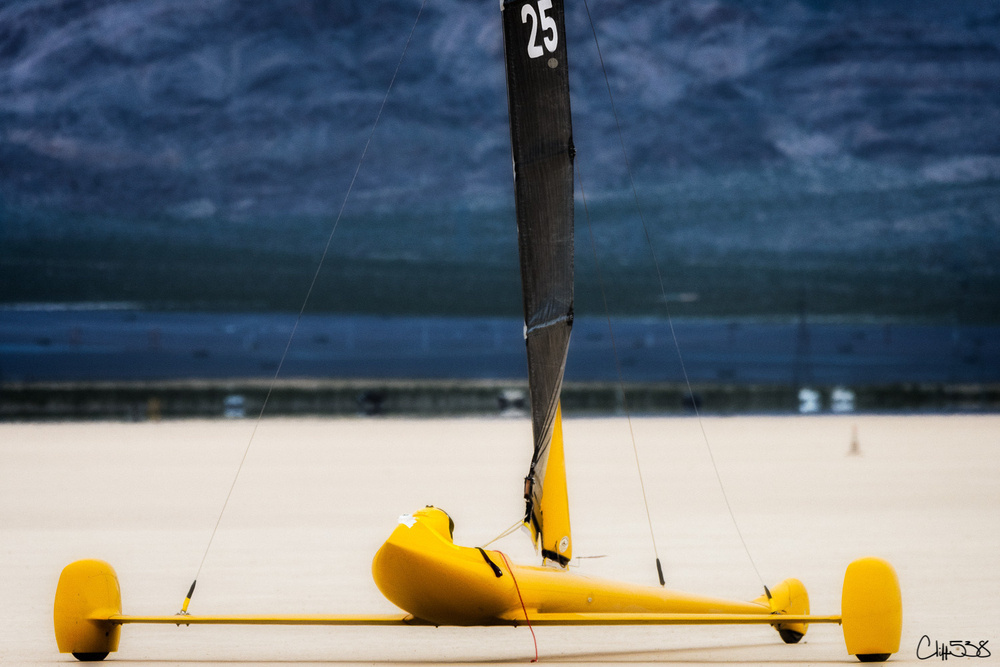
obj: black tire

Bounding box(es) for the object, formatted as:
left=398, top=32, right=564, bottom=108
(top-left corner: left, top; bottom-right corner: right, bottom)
left=857, top=653, right=891, bottom=662
left=72, top=653, right=108, bottom=662
left=778, top=628, right=804, bottom=644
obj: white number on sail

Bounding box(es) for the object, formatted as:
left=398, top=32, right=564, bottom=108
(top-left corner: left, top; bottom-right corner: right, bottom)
left=521, top=0, right=558, bottom=59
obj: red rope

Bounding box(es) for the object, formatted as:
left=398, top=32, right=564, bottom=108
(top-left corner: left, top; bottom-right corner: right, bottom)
left=498, top=551, right=538, bottom=663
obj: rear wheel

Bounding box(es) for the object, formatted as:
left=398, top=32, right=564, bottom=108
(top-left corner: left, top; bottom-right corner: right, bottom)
left=841, top=558, right=902, bottom=662
left=55, top=560, right=122, bottom=660
left=778, top=628, right=804, bottom=644
left=857, top=654, right=890, bottom=663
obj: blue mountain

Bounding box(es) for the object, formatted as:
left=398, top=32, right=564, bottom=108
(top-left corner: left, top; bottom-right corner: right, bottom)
left=2, top=0, right=998, bottom=319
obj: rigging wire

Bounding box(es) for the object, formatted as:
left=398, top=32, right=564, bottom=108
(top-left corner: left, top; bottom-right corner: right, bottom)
left=177, top=0, right=429, bottom=615
left=576, top=167, right=665, bottom=586
left=580, top=0, right=768, bottom=591
left=479, top=519, right=524, bottom=549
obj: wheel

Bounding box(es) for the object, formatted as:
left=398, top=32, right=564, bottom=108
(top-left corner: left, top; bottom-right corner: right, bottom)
left=767, top=578, right=809, bottom=644
left=857, top=654, right=890, bottom=662
left=841, top=558, right=901, bottom=660
left=55, top=560, right=122, bottom=659
left=778, top=628, right=804, bottom=644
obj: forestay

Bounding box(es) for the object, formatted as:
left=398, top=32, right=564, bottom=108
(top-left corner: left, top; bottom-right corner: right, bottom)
left=501, top=0, right=575, bottom=567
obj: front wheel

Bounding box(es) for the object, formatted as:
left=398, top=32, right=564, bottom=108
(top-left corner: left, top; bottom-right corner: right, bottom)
left=778, top=628, right=804, bottom=644
left=72, top=653, right=108, bottom=662
left=857, top=654, right=890, bottom=663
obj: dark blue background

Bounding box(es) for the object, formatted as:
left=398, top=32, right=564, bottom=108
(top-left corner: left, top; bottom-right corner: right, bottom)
left=3, top=309, right=996, bottom=385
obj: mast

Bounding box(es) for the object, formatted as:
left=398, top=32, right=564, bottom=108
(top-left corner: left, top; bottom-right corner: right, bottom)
left=501, top=0, right=575, bottom=567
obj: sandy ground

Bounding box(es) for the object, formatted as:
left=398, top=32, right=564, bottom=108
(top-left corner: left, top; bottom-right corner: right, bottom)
left=1, top=414, right=997, bottom=666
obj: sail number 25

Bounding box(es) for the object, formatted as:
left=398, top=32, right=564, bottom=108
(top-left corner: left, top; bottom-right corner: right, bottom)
left=521, top=0, right=558, bottom=58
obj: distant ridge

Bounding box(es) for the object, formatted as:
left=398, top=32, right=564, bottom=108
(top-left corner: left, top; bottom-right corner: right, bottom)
left=1, top=0, right=998, bottom=320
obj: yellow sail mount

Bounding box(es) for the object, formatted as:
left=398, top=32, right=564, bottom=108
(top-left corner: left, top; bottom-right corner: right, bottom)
left=523, top=404, right=572, bottom=564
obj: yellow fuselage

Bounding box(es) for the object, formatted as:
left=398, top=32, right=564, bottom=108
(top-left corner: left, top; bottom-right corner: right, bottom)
left=371, top=507, right=782, bottom=627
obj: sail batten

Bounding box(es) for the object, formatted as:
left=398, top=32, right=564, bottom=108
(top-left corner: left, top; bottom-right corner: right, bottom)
left=525, top=314, right=573, bottom=337
left=501, top=0, right=575, bottom=567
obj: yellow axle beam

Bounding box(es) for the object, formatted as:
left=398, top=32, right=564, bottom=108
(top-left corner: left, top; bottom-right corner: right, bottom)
left=515, top=613, right=841, bottom=626
left=104, top=613, right=420, bottom=626
left=98, top=612, right=841, bottom=627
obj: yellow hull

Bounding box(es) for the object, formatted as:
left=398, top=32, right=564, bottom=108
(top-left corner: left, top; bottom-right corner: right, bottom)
left=371, top=507, right=801, bottom=629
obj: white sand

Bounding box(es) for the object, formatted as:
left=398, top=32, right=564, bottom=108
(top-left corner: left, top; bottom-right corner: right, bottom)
left=1, top=414, right=998, bottom=665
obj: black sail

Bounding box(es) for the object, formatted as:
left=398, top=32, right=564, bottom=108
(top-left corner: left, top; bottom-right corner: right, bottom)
left=501, top=0, right=575, bottom=565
